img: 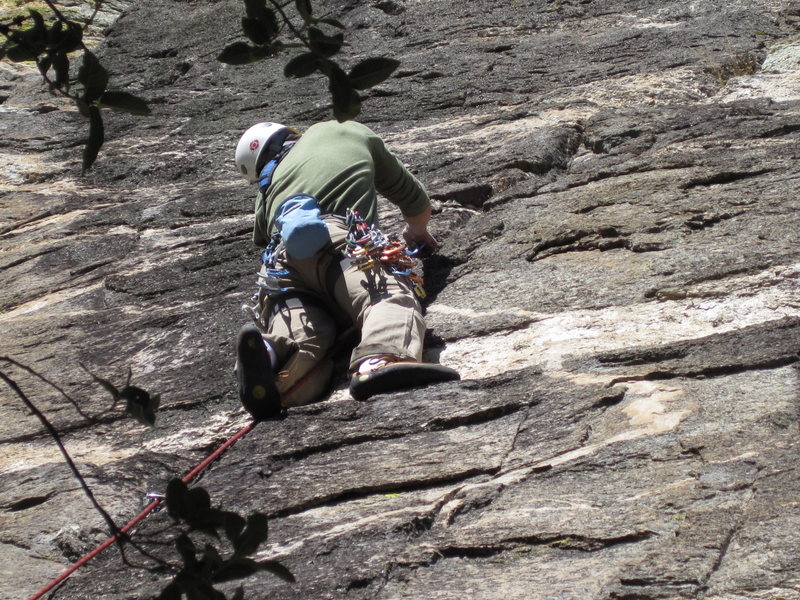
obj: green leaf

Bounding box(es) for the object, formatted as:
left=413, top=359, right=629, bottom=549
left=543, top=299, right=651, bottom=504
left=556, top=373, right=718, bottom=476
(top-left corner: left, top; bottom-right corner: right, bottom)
left=78, top=51, right=109, bottom=103
left=242, top=17, right=271, bottom=45
left=327, top=65, right=361, bottom=121
left=284, top=52, right=319, bottom=78
left=189, top=507, right=230, bottom=538
left=29, top=9, right=45, bottom=32
left=243, top=0, right=268, bottom=21
left=74, top=98, right=90, bottom=118
left=82, top=105, right=104, bottom=173
left=98, top=91, right=151, bottom=116
left=233, top=513, right=269, bottom=556
left=23, top=9, right=47, bottom=52
left=156, top=583, right=182, bottom=600
left=173, top=577, right=224, bottom=600
left=49, top=21, right=83, bottom=54
left=186, top=487, right=212, bottom=514
left=349, top=57, right=400, bottom=90
left=295, top=0, right=313, bottom=23
left=52, top=51, right=69, bottom=87
left=38, top=53, right=52, bottom=78
left=257, top=559, right=296, bottom=583
left=5, top=43, right=38, bottom=62
left=218, top=42, right=264, bottom=65
left=121, top=385, right=159, bottom=426
left=166, top=479, right=191, bottom=520
left=308, top=27, right=343, bottom=58
left=223, top=512, right=247, bottom=543
left=175, top=533, right=198, bottom=567
left=210, top=557, right=259, bottom=583
left=201, top=543, right=224, bottom=571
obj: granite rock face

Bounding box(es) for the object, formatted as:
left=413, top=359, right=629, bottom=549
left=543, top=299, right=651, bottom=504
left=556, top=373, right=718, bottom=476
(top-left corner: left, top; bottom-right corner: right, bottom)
left=1, top=0, right=799, bottom=599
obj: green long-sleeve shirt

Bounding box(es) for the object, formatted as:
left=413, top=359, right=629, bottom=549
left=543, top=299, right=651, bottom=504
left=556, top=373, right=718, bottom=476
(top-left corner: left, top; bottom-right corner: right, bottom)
left=252, top=120, right=430, bottom=246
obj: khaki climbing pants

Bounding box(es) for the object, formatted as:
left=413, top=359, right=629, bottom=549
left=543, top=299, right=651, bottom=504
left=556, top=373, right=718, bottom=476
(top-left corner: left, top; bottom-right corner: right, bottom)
left=256, top=217, right=425, bottom=407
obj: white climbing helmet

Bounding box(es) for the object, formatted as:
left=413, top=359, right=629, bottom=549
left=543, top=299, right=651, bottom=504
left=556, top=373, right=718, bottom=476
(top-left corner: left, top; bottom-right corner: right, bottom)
left=234, top=122, right=298, bottom=182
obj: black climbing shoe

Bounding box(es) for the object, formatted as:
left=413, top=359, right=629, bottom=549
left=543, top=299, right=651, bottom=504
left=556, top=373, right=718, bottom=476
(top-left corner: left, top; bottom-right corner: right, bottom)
left=236, top=324, right=282, bottom=421
left=349, top=362, right=460, bottom=401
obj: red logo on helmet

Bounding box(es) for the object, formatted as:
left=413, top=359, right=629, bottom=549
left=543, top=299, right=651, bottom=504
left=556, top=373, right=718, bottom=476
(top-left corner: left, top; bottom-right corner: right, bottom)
left=249, top=140, right=260, bottom=152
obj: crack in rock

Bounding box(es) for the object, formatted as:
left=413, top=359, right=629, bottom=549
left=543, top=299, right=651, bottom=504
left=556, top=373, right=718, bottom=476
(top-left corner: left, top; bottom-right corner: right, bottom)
left=679, top=168, right=776, bottom=190
left=422, top=531, right=659, bottom=564
left=270, top=467, right=500, bottom=520
left=525, top=228, right=667, bottom=262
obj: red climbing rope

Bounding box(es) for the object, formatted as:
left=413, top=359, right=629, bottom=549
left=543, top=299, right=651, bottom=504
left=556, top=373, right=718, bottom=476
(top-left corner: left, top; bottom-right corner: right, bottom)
left=27, top=322, right=355, bottom=599
left=25, top=422, right=256, bottom=600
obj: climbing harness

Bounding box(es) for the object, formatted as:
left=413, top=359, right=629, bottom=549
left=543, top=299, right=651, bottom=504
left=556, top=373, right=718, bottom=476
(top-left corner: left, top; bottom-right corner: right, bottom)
left=343, top=210, right=426, bottom=299
left=243, top=210, right=427, bottom=327
left=254, top=232, right=291, bottom=296
left=239, top=233, right=292, bottom=329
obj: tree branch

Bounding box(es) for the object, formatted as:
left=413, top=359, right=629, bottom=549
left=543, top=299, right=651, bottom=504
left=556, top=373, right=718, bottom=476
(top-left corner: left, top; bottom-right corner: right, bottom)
left=0, top=368, right=130, bottom=558
left=267, top=0, right=309, bottom=46
left=1, top=362, right=175, bottom=571
left=40, top=0, right=68, bottom=23
left=83, top=0, right=104, bottom=32
left=0, top=356, right=95, bottom=422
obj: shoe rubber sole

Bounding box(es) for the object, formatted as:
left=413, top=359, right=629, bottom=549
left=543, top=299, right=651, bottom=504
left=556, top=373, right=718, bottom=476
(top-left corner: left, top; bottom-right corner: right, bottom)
left=349, top=362, right=460, bottom=401
left=237, top=325, right=282, bottom=421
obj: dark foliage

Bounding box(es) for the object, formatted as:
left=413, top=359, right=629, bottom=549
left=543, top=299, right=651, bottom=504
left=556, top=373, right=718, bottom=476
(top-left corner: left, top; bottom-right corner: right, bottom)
left=1, top=0, right=400, bottom=170
left=156, top=479, right=294, bottom=600
left=0, top=1, right=151, bottom=171
left=220, top=0, right=399, bottom=121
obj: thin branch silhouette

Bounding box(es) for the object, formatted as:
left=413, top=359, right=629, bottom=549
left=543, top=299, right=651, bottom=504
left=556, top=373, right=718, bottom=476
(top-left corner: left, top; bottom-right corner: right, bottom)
left=0, top=368, right=129, bottom=557
left=0, top=362, right=172, bottom=571
left=1, top=356, right=94, bottom=422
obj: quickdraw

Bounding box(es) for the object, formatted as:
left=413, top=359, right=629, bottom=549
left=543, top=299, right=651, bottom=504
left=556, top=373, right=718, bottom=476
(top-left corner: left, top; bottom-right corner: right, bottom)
left=344, top=210, right=426, bottom=299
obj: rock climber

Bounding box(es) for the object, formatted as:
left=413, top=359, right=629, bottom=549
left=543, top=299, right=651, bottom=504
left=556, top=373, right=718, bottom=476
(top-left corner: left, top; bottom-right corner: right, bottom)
left=233, top=119, right=460, bottom=421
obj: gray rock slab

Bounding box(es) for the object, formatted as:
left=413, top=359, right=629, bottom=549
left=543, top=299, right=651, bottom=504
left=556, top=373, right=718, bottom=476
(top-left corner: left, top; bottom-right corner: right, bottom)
left=3, top=0, right=800, bottom=598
